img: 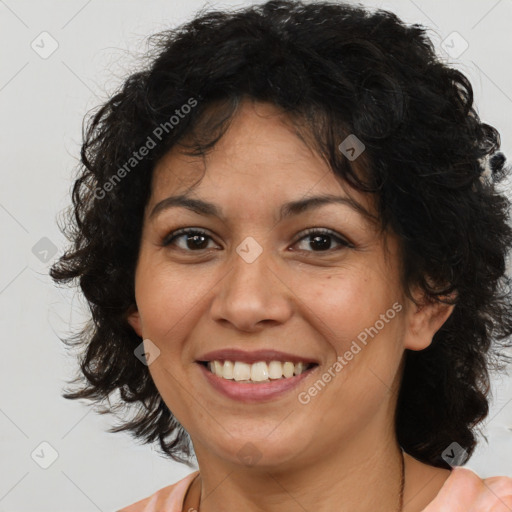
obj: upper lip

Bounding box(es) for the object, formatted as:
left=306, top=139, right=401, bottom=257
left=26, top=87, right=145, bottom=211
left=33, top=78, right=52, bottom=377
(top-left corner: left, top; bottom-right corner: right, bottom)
left=196, top=349, right=320, bottom=365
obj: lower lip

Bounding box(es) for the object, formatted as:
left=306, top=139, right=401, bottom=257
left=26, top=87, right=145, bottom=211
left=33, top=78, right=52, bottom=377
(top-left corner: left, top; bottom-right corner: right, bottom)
left=197, top=363, right=318, bottom=403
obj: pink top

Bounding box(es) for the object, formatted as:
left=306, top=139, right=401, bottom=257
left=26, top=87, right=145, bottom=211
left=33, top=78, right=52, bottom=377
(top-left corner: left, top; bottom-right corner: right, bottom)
left=117, top=471, right=200, bottom=512
left=117, top=467, right=467, bottom=511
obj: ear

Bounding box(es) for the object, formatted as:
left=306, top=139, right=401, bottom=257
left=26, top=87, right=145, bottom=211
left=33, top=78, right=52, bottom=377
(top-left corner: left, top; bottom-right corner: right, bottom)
left=403, top=284, right=456, bottom=351
left=126, top=305, right=143, bottom=337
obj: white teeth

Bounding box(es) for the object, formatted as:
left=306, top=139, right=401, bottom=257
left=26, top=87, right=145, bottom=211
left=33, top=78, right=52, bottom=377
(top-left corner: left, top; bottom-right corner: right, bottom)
left=213, top=361, right=223, bottom=375
left=233, top=361, right=251, bottom=381
left=268, top=361, right=283, bottom=379
left=283, top=362, right=295, bottom=378
left=251, top=361, right=269, bottom=382
left=205, top=360, right=313, bottom=382
left=294, top=362, right=305, bottom=375
left=222, top=360, right=234, bottom=379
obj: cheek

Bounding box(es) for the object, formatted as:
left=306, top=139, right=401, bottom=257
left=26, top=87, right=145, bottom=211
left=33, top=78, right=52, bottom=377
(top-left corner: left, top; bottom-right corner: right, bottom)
left=134, top=259, right=216, bottom=351
left=295, top=269, right=404, bottom=434
left=294, top=264, right=405, bottom=396
left=297, top=267, right=396, bottom=341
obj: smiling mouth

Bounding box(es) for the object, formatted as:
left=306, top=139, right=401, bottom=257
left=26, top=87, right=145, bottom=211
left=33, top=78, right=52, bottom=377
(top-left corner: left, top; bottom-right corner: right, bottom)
left=197, top=360, right=318, bottom=383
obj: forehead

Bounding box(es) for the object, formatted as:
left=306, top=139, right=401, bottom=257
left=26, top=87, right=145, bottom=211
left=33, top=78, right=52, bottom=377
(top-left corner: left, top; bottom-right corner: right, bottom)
left=149, top=100, right=376, bottom=218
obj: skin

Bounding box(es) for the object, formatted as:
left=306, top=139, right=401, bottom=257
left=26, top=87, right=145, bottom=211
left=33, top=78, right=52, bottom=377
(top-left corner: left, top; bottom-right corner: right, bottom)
left=127, top=99, right=511, bottom=511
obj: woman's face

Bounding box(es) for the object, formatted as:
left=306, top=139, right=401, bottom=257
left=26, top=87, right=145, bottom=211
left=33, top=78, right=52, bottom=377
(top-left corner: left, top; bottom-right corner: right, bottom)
left=128, top=100, right=450, bottom=470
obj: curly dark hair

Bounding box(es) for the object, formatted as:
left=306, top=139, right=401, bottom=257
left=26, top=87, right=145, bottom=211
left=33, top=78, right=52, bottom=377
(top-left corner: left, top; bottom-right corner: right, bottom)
left=51, top=0, right=512, bottom=469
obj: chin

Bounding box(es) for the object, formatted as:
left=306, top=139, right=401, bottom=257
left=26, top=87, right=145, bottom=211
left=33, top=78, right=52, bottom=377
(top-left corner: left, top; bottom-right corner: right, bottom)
left=213, top=434, right=310, bottom=470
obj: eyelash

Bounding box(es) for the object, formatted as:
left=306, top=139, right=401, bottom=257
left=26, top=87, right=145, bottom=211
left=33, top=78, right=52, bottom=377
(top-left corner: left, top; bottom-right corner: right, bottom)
left=161, top=227, right=353, bottom=254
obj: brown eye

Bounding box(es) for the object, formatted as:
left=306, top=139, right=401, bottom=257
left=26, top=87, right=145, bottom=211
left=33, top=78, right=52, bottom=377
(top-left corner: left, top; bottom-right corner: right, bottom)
left=293, top=228, right=353, bottom=253
left=162, top=228, right=217, bottom=251
left=162, top=227, right=353, bottom=254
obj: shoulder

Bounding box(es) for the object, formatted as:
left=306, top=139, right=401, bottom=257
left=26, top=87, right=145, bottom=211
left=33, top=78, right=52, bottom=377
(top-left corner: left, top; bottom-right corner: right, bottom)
left=403, top=453, right=512, bottom=511
left=442, top=466, right=512, bottom=497
left=423, top=466, right=512, bottom=511
left=116, top=471, right=199, bottom=512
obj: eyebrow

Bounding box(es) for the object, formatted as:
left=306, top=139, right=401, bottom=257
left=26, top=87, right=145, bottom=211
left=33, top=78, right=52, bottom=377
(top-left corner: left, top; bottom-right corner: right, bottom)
left=149, top=193, right=371, bottom=222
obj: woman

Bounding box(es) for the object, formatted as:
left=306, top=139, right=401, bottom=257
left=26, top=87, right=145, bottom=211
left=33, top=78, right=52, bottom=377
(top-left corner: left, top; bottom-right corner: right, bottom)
left=51, top=1, right=512, bottom=510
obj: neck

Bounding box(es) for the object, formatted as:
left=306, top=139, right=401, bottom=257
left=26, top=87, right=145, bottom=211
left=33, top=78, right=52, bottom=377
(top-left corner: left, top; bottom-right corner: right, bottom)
left=189, top=425, right=406, bottom=512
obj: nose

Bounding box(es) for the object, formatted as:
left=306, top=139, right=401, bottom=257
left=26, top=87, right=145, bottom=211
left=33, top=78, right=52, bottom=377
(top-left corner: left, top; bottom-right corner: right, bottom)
left=209, top=242, right=293, bottom=332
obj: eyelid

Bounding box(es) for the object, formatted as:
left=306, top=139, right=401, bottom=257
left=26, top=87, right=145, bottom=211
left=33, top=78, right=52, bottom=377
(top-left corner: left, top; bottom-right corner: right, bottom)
left=161, top=227, right=213, bottom=247
left=293, top=227, right=354, bottom=249
left=162, top=226, right=354, bottom=252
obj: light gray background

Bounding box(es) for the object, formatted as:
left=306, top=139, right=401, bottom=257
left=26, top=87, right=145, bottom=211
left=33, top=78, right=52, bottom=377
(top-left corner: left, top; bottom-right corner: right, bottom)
left=1, top=0, right=511, bottom=511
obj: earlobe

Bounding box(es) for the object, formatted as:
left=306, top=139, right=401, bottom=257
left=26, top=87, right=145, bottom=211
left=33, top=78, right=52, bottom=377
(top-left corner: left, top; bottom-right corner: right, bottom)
left=127, top=306, right=143, bottom=337
left=403, top=288, right=456, bottom=351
